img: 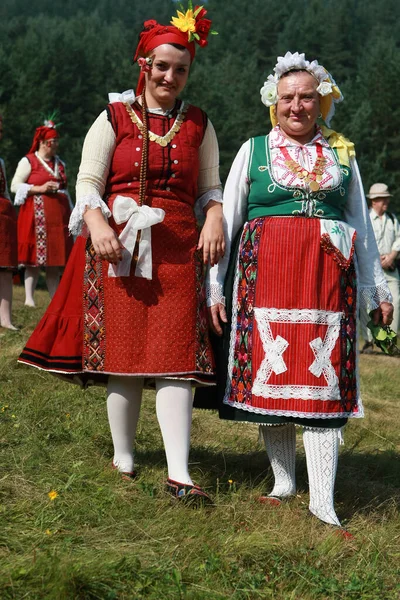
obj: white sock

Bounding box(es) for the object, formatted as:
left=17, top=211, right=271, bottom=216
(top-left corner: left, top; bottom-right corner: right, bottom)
left=302, top=427, right=341, bottom=527
left=107, top=376, right=143, bottom=473
left=156, top=380, right=193, bottom=485
left=261, top=424, right=296, bottom=498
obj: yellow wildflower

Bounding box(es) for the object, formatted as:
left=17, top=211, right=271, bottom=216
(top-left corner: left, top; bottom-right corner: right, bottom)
left=228, top=479, right=233, bottom=484
left=45, top=529, right=52, bottom=535
left=48, top=490, right=58, bottom=501
left=66, top=413, right=70, bottom=418
left=171, top=10, right=196, bottom=34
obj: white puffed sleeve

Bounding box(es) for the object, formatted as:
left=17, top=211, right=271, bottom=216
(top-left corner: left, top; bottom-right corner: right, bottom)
left=11, top=157, right=33, bottom=205
left=195, top=119, right=223, bottom=216
left=344, top=157, right=392, bottom=310
left=206, top=140, right=250, bottom=306
left=69, top=110, right=115, bottom=236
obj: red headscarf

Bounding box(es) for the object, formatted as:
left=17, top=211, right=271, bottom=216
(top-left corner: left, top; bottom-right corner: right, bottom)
left=133, top=6, right=213, bottom=95
left=28, top=122, right=59, bottom=154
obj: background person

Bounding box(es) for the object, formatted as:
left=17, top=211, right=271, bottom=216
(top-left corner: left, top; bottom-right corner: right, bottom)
left=361, top=183, right=400, bottom=352
left=19, top=6, right=224, bottom=500
left=0, top=115, right=18, bottom=330
left=207, top=52, right=393, bottom=532
left=11, top=119, right=73, bottom=306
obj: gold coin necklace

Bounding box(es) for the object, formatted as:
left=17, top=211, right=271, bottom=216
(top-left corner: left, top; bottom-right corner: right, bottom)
left=280, top=144, right=327, bottom=192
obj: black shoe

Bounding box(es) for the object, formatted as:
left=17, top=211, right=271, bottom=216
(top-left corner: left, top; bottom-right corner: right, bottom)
left=166, top=478, right=213, bottom=505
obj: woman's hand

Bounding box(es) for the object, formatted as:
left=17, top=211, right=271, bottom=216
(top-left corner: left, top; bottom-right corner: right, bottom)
left=380, top=252, right=397, bottom=270
left=30, top=181, right=59, bottom=195
left=370, top=301, right=394, bottom=327
left=84, top=208, right=123, bottom=264
left=208, top=303, right=228, bottom=336
left=198, top=201, right=225, bottom=266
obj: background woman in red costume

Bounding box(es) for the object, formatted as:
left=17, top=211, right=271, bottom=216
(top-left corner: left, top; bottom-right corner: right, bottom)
left=0, top=115, right=18, bottom=330
left=11, top=119, right=73, bottom=307
left=19, top=5, right=224, bottom=500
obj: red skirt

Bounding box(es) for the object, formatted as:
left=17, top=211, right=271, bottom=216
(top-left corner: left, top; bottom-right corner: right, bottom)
left=224, top=217, right=360, bottom=419
left=19, top=196, right=215, bottom=386
left=0, top=197, right=18, bottom=268
left=17, top=193, right=73, bottom=266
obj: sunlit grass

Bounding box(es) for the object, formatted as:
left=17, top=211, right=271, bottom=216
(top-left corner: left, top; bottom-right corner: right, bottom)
left=1, top=286, right=399, bottom=599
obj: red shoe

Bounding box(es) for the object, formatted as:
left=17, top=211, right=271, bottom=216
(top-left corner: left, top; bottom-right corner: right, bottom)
left=112, top=462, right=137, bottom=481
left=166, top=478, right=213, bottom=505
left=333, top=528, right=355, bottom=541
left=257, top=495, right=282, bottom=506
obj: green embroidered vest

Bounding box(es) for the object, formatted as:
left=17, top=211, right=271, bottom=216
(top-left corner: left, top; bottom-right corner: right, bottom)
left=247, top=135, right=352, bottom=221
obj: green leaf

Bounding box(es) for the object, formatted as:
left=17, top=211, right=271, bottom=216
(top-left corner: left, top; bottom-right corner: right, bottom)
left=194, top=5, right=204, bottom=17
left=375, top=329, right=388, bottom=341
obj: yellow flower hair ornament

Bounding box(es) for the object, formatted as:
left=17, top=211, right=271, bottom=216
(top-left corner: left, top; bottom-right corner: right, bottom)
left=171, top=2, right=218, bottom=47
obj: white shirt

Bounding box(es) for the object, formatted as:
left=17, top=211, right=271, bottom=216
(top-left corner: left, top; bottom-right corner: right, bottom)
left=369, top=207, right=400, bottom=256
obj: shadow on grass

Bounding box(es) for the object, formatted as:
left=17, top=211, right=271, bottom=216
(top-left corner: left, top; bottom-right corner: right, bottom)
left=136, top=446, right=400, bottom=512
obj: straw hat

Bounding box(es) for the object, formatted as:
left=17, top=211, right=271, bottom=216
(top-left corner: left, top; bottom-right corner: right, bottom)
left=367, top=183, right=392, bottom=199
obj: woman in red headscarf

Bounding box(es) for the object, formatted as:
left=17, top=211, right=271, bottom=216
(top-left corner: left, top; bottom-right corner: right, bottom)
left=11, top=119, right=73, bottom=306
left=0, top=115, right=18, bottom=329
left=19, top=5, right=223, bottom=501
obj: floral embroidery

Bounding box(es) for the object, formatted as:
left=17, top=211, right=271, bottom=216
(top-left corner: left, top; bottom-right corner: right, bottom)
left=228, top=219, right=264, bottom=405
left=339, top=264, right=358, bottom=412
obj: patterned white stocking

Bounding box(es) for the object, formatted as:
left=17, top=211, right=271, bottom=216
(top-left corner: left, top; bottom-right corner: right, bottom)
left=261, top=424, right=297, bottom=498
left=156, top=380, right=193, bottom=486
left=302, top=427, right=341, bottom=527
left=107, top=375, right=143, bottom=473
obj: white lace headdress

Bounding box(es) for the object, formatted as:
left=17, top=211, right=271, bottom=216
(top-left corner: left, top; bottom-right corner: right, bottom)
left=260, top=51, right=343, bottom=126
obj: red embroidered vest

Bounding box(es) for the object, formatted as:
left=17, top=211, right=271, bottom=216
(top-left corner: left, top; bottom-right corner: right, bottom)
left=26, top=153, right=67, bottom=189
left=106, top=101, right=207, bottom=207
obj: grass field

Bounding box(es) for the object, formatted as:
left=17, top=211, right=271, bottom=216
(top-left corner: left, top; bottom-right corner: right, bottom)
left=1, top=286, right=399, bottom=599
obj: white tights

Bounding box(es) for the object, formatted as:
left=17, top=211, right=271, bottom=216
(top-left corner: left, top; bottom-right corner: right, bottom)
left=0, top=270, right=17, bottom=329
left=107, top=376, right=194, bottom=485
left=24, top=266, right=60, bottom=306
left=262, top=424, right=341, bottom=526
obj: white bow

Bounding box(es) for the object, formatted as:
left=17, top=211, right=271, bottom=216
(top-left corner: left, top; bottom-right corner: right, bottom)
left=108, top=195, right=165, bottom=280
left=108, top=89, right=136, bottom=104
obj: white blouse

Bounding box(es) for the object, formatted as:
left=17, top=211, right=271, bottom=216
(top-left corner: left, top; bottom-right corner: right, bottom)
left=69, top=105, right=223, bottom=236
left=10, top=154, right=73, bottom=210
left=207, top=129, right=391, bottom=312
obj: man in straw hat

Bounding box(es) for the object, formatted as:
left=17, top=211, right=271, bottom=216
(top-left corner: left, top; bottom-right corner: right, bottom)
left=361, top=182, right=400, bottom=352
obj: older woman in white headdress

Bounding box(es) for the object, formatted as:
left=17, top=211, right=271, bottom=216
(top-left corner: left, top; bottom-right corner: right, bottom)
left=207, top=52, right=393, bottom=533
